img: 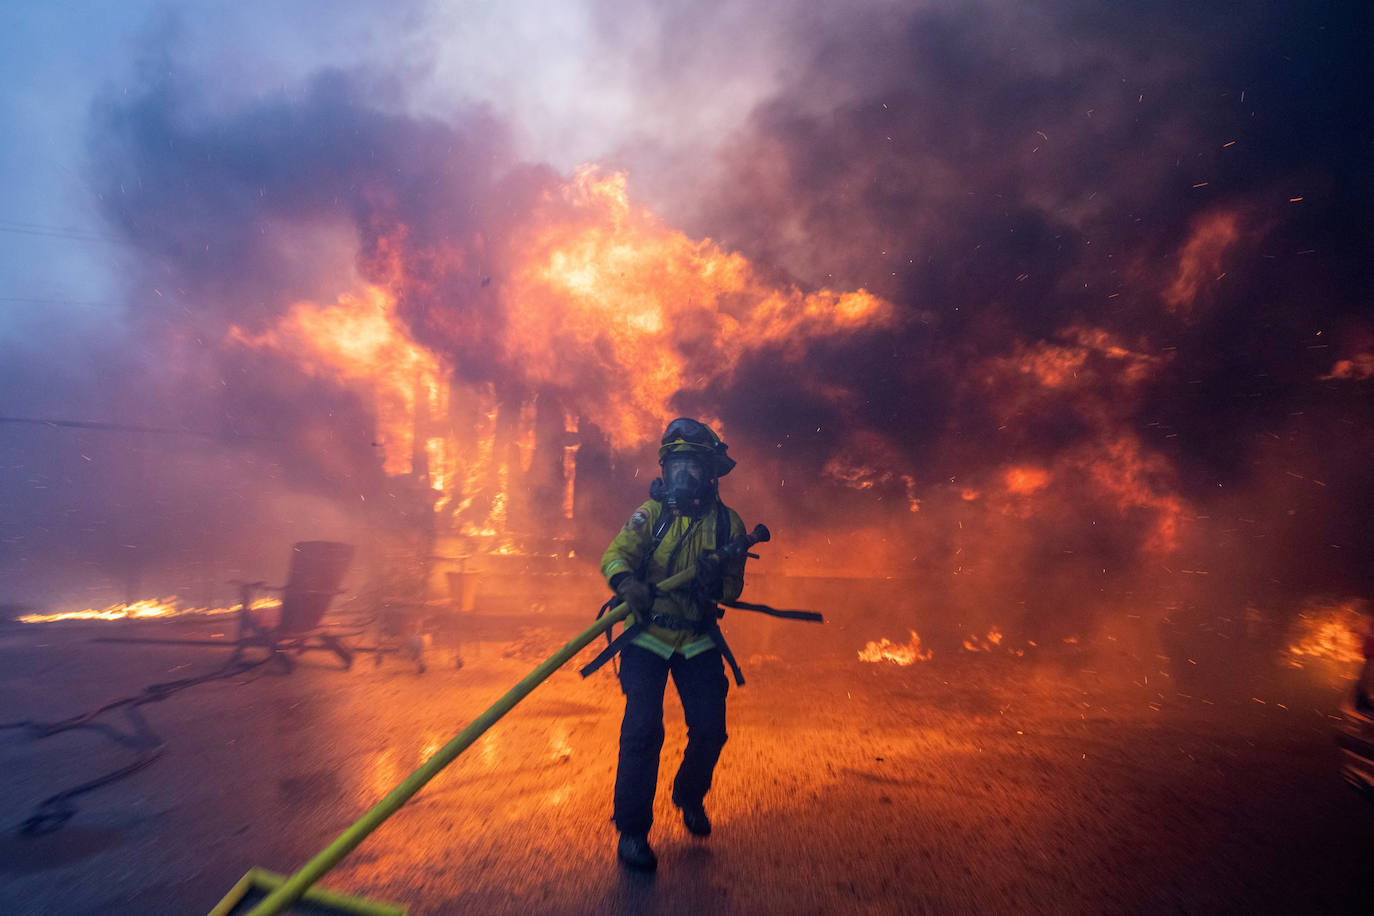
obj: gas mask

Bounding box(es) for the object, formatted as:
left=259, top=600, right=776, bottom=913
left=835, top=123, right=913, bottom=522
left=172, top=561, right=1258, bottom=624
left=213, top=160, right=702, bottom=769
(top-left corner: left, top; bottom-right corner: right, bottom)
left=660, top=454, right=714, bottom=514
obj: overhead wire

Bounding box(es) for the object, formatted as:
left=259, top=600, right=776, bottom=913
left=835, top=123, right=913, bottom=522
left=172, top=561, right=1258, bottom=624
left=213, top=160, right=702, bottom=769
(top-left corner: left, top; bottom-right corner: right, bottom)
left=0, top=296, right=128, bottom=310
left=0, top=217, right=130, bottom=246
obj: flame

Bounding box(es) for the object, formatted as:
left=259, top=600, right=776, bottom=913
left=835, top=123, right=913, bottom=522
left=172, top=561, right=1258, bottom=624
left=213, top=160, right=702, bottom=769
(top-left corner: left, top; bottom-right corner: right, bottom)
left=961, top=627, right=1024, bottom=656
left=503, top=167, right=898, bottom=449
left=962, top=627, right=1003, bottom=651
left=230, top=284, right=443, bottom=476
left=858, top=630, right=933, bottom=665
left=19, top=596, right=278, bottom=624
left=222, top=167, right=896, bottom=561
left=426, top=437, right=450, bottom=493
left=1286, top=600, right=1367, bottom=667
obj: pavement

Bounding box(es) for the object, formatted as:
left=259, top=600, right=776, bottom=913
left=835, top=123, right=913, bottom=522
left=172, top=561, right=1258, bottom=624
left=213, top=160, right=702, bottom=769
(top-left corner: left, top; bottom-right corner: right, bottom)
left=1, top=600, right=1372, bottom=915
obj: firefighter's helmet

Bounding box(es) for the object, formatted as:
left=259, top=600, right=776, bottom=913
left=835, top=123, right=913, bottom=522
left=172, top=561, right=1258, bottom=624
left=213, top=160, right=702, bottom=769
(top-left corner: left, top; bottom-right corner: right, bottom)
left=657, top=417, right=735, bottom=478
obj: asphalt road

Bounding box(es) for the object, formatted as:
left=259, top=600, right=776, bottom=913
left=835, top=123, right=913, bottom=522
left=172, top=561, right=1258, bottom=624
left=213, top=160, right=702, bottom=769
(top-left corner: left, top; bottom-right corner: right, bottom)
left=1, top=609, right=1370, bottom=915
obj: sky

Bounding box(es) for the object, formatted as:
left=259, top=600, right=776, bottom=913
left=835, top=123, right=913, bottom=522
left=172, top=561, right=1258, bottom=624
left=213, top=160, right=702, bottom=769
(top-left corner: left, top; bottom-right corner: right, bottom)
left=1, top=0, right=1371, bottom=635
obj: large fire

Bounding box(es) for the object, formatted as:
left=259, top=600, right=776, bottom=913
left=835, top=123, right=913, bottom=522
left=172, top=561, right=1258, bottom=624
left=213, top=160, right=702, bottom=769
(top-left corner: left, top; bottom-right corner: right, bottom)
left=498, top=167, right=897, bottom=449
left=221, top=166, right=901, bottom=563
left=32, top=142, right=1358, bottom=665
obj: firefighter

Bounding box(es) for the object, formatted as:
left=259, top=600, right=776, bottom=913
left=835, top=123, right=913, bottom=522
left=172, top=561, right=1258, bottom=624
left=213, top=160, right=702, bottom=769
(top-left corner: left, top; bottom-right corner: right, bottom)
left=600, top=417, right=748, bottom=871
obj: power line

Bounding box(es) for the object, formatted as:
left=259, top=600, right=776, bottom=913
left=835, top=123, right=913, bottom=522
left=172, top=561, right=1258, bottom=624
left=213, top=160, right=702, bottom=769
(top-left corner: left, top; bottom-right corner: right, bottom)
left=0, top=218, right=130, bottom=246
left=0, top=416, right=281, bottom=443
left=0, top=296, right=127, bottom=310
left=0, top=225, right=130, bottom=245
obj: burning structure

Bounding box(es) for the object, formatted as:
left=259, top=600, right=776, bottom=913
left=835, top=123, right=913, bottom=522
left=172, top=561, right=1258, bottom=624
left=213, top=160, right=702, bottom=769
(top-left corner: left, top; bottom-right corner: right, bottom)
left=0, top=1, right=1369, bottom=680
left=3, top=3, right=1374, bottom=913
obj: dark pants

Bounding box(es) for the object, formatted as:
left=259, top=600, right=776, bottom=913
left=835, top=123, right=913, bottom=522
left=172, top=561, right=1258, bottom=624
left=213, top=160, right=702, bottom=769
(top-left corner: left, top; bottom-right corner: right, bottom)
left=613, top=643, right=729, bottom=836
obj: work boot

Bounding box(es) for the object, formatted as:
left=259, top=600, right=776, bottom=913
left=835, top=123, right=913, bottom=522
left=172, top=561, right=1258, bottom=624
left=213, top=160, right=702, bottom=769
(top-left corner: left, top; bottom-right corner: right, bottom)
left=673, top=794, right=711, bottom=837
left=616, top=833, right=657, bottom=871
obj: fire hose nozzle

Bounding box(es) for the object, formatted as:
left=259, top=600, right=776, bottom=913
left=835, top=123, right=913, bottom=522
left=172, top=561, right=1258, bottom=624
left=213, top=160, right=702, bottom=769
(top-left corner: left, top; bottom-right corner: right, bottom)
left=714, top=524, right=771, bottom=563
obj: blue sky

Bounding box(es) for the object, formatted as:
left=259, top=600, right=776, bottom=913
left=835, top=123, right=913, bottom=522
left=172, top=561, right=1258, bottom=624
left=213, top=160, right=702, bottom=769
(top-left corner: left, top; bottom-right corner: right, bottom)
left=0, top=0, right=803, bottom=345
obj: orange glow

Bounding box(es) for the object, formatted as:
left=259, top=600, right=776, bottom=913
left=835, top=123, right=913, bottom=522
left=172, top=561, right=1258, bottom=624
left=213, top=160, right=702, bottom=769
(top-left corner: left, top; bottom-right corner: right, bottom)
left=224, top=167, right=898, bottom=562
left=1163, top=210, right=1240, bottom=315
left=229, top=284, right=443, bottom=476
left=992, top=326, right=1163, bottom=396
left=1074, top=435, right=1183, bottom=553
left=858, top=630, right=933, bottom=664
left=979, top=327, right=1185, bottom=551
left=1004, top=466, right=1050, bottom=495
left=426, top=437, right=450, bottom=492
left=822, top=432, right=921, bottom=511
left=503, top=167, right=898, bottom=449
left=1320, top=353, right=1374, bottom=381
left=962, top=628, right=1024, bottom=656
left=1014, top=343, right=1087, bottom=389
left=1286, top=600, right=1367, bottom=667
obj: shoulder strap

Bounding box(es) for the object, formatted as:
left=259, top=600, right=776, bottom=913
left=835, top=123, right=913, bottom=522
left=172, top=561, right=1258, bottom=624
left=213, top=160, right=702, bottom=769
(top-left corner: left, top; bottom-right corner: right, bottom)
left=714, top=500, right=732, bottom=550
left=637, top=501, right=672, bottom=580
left=651, top=502, right=674, bottom=544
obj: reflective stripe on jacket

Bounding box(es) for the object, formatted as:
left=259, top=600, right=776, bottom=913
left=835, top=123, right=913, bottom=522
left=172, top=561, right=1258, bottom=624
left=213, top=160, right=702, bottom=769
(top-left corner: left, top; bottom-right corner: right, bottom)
left=601, top=499, right=746, bottom=657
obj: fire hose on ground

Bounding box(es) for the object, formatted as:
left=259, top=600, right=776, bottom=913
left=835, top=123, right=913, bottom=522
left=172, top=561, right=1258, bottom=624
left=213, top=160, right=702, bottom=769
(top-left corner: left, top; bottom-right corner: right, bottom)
left=212, top=524, right=796, bottom=916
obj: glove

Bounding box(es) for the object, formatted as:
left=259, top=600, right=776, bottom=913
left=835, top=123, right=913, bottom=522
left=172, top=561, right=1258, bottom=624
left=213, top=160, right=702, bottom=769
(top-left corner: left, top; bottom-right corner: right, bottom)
left=694, top=553, right=724, bottom=602
left=615, top=576, right=654, bottom=614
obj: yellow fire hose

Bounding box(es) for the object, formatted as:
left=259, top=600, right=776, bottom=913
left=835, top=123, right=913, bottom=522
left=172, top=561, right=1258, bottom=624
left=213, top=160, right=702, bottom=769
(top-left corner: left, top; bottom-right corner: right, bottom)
left=211, top=564, right=702, bottom=916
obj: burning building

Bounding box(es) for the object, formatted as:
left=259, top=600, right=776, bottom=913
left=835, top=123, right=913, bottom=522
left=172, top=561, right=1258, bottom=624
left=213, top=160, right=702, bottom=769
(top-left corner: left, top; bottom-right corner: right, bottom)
left=0, top=1, right=1369, bottom=676
left=4, top=4, right=1374, bottom=913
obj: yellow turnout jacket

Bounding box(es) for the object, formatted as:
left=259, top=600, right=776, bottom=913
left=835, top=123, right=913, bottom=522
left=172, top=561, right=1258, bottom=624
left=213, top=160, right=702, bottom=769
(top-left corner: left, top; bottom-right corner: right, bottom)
left=601, top=499, right=746, bottom=659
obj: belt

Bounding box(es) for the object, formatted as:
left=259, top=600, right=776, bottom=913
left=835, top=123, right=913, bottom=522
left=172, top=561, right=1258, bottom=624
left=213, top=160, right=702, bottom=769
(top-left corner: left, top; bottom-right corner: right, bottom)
left=644, top=612, right=701, bottom=631
left=578, top=610, right=745, bottom=686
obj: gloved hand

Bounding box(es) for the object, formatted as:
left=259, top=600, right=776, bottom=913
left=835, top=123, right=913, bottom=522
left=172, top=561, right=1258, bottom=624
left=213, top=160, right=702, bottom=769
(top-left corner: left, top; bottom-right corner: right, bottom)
left=615, top=576, right=654, bottom=614
left=694, top=553, right=724, bottom=602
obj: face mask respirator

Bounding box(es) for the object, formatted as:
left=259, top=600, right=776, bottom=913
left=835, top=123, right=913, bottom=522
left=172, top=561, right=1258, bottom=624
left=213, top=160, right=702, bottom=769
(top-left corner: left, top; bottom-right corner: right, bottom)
left=658, top=454, right=713, bottom=514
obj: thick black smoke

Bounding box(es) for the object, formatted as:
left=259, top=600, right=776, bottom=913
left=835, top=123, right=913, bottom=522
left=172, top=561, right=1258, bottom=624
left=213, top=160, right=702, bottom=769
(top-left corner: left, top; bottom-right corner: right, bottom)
left=690, top=0, right=1374, bottom=616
